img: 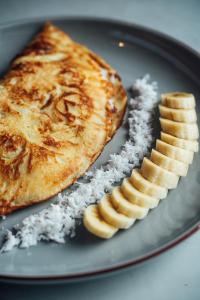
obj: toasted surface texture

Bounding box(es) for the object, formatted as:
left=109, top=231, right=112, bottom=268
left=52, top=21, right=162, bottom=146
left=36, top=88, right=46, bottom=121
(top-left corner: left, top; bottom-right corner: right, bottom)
left=0, top=23, right=127, bottom=214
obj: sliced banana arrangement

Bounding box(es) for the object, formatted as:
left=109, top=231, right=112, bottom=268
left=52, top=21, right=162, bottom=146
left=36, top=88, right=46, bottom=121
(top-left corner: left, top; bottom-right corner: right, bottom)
left=130, top=169, right=167, bottom=200
left=159, top=105, right=197, bottom=123
left=160, top=118, right=199, bottom=140
left=150, top=149, right=188, bottom=176
left=161, top=132, right=199, bottom=152
left=98, top=194, right=135, bottom=229
left=161, top=92, right=195, bottom=109
left=83, top=92, right=199, bottom=239
left=83, top=205, right=118, bottom=239
left=141, top=157, right=179, bottom=189
left=156, top=139, right=194, bottom=164
left=121, top=177, right=159, bottom=209
left=111, top=187, right=149, bottom=219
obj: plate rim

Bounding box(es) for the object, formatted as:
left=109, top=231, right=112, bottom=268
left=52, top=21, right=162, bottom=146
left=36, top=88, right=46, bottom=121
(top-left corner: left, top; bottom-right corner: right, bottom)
left=0, top=16, right=200, bottom=283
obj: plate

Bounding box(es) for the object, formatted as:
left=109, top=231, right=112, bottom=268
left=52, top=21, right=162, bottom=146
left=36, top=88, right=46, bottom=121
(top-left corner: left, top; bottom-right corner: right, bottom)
left=0, top=17, right=200, bottom=283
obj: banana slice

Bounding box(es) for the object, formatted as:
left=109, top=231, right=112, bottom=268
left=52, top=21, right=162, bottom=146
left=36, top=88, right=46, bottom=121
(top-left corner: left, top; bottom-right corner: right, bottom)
left=111, top=187, right=149, bottom=219
left=161, top=132, right=199, bottom=152
left=141, top=157, right=179, bottom=189
left=84, top=90, right=199, bottom=240
left=156, top=139, right=194, bottom=164
left=161, top=92, right=195, bottom=109
left=121, top=177, right=160, bottom=209
left=159, top=105, right=197, bottom=123
left=83, top=205, right=118, bottom=239
left=130, top=169, right=167, bottom=199
left=160, top=118, right=199, bottom=140
left=98, top=194, right=135, bottom=229
left=150, top=149, right=188, bottom=176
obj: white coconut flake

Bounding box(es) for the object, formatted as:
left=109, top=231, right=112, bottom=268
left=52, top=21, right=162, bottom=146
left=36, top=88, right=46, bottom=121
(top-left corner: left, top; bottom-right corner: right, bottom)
left=1, top=230, right=18, bottom=252
left=1, top=74, right=159, bottom=252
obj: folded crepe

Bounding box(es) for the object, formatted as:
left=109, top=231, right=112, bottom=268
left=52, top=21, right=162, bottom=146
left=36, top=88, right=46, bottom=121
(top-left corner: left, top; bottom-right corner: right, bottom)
left=0, top=22, right=127, bottom=214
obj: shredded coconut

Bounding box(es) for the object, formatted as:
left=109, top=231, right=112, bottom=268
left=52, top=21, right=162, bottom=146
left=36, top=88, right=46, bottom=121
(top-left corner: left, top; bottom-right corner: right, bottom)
left=1, top=75, right=159, bottom=252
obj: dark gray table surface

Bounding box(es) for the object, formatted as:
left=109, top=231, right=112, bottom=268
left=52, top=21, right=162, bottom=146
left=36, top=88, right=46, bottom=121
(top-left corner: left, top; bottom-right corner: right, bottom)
left=0, top=0, right=200, bottom=299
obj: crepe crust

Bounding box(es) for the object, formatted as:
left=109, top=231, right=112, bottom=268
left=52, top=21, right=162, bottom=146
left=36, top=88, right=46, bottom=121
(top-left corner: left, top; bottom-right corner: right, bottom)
left=0, top=23, right=127, bottom=214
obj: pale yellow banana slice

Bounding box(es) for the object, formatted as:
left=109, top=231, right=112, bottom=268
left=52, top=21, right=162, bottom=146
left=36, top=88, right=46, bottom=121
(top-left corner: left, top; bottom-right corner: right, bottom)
left=84, top=90, right=199, bottom=240
left=150, top=149, right=188, bottom=176
left=111, top=187, right=149, bottom=219
left=83, top=205, right=118, bottom=239
left=98, top=194, right=135, bottom=229
left=121, top=177, right=160, bottom=209
left=161, top=92, right=195, bottom=109
left=161, top=132, right=199, bottom=152
left=130, top=169, right=167, bottom=199
left=160, top=118, right=199, bottom=140
left=141, top=157, right=179, bottom=189
left=156, top=139, right=194, bottom=164
left=159, top=105, right=197, bottom=123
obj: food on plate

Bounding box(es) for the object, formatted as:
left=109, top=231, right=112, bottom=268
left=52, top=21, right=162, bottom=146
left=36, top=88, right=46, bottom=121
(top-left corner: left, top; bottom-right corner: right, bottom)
left=141, top=157, right=179, bottom=189
left=98, top=194, right=135, bottom=229
left=83, top=205, right=118, bottom=239
left=156, top=139, right=194, bottom=164
left=1, top=75, right=156, bottom=252
left=0, top=22, right=127, bottom=215
left=110, top=186, right=149, bottom=218
left=160, top=118, right=199, bottom=140
left=150, top=149, right=188, bottom=176
left=161, top=92, right=195, bottom=109
left=121, top=177, right=159, bottom=208
left=84, top=92, right=199, bottom=239
left=130, top=169, right=167, bottom=199
left=159, top=105, right=197, bottom=123
left=161, top=132, right=199, bottom=152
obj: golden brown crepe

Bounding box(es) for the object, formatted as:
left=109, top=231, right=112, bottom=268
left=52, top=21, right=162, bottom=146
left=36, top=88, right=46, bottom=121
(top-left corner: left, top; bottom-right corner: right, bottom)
left=0, top=22, right=127, bottom=215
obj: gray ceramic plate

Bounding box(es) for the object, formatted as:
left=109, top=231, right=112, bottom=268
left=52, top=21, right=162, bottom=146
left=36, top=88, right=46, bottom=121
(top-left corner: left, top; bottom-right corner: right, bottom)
left=0, top=17, right=200, bottom=283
